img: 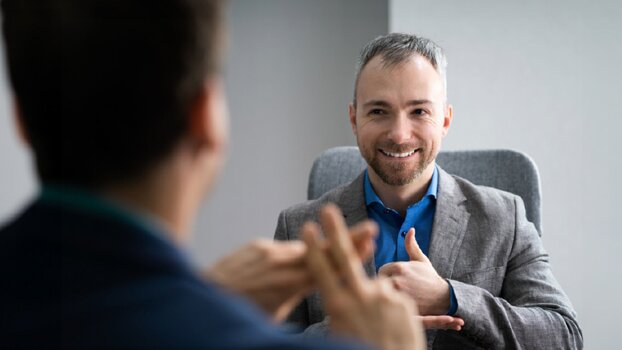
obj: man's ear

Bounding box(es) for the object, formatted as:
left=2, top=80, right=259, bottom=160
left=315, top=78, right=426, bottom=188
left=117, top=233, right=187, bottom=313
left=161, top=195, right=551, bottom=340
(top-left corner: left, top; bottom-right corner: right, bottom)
left=348, top=102, right=357, bottom=136
left=442, top=104, right=453, bottom=138
left=188, top=78, right=229, bottom=152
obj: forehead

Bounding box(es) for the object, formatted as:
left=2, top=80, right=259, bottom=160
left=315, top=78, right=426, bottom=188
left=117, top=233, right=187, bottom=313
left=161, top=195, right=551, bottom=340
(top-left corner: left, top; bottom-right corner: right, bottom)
left=356, top=54, right=444, bottom=104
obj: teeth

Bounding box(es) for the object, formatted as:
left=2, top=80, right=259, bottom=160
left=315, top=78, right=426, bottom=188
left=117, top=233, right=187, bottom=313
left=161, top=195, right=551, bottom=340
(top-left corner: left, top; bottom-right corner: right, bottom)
left=382, top=149, right=416, bottom=158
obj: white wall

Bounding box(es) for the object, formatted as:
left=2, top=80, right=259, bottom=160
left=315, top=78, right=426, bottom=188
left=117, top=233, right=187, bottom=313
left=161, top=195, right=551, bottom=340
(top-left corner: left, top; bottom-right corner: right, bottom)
left=390, top=0, right=621, bottom=348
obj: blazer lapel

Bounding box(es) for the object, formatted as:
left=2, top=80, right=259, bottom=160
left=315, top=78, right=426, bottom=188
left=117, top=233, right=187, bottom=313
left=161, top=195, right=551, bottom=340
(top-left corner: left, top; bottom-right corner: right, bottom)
left=336, top=172, right=376, bottom=277
left=334, top=168, right=470, bottom=279
left=428, top=166, right=470, bottom=279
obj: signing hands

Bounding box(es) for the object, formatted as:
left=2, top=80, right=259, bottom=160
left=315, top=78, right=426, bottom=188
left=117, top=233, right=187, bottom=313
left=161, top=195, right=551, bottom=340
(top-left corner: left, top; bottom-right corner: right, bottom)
left=302, top=204, right=425, bottom=350
left=379, top=228, right=464, bottom=331
left=205, top=215, right=376, bottom=322
left=206, top=203, right=457, bottom=349
left=206, top=239, right=311, bottom=322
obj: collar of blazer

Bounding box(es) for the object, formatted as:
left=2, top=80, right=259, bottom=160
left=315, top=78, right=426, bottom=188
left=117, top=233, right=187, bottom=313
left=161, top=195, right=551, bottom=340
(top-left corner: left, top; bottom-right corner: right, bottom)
left=334, top=165, right=470, bottom=279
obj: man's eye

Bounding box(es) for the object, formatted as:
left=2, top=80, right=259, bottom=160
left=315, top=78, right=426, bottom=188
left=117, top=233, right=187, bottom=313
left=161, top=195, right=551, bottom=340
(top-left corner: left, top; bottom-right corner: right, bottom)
left=412, top=108, right=427, bottom=116
left=369, top=109, right=386, bottom=116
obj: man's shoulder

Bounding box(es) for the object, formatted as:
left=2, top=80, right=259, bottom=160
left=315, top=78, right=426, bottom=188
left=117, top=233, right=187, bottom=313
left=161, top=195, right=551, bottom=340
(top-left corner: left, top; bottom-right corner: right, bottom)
left=78, top=278, right=272, bottom=346
left=445, top=171, right=520, bottom=210
left=274, top=175, right=365, bottom=241
left=65, top=278, right=355, bottom=349
left=0, top=200, right=54, bottom=236
left=279, top=177, right=360, bottom=219
left=0, top=207, right=279, bottom=348
left=0, top=201, right=58, bottom=273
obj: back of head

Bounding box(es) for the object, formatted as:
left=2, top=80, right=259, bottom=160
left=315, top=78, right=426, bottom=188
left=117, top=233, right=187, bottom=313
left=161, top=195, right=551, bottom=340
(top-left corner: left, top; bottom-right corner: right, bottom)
left=2, top=0, right=225, bottom=189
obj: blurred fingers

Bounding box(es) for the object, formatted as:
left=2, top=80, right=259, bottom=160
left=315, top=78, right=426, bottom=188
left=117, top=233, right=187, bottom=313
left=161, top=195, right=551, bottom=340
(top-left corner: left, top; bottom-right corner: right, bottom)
left=377, top=262, right=402, bottom=277
left=349, top=220, right=378, bottom=260
left=301, top=221, right=342, bottom=298
left=319, top=204, right=366, bottom=294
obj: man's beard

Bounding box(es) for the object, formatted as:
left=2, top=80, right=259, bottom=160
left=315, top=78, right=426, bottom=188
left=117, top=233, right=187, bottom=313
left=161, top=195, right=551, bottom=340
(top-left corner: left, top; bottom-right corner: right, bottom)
left=359, top=140, right=436, bottom=186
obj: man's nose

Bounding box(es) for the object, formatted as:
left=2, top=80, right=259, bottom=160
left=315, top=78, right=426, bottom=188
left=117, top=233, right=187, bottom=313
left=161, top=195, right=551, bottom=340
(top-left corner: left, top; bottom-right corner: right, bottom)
left=386, top=114, right=412, bottom=144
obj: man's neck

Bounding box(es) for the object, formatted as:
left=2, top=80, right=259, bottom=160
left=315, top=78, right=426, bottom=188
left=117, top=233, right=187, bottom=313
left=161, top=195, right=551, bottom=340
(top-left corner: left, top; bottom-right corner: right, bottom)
left=367, top=163, right=436, bottom=216
left=101, top=152, right=199, bottom=245
left=103, top=184, right=183, bottom=243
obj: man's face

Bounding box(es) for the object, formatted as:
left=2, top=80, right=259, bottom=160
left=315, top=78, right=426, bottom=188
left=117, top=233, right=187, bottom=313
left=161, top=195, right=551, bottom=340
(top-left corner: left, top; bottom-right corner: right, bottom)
left=349, top=54, right=452, bottom=186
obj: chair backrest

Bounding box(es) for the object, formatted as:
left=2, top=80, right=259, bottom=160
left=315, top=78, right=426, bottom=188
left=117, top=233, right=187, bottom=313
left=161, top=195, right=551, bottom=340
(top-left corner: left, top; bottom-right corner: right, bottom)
left=308, top=146, right=542, bottom=235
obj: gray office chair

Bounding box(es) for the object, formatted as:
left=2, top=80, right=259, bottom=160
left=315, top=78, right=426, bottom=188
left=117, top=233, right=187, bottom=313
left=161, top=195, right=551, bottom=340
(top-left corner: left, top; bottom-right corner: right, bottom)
left=307, top=147, right=542, bottom=235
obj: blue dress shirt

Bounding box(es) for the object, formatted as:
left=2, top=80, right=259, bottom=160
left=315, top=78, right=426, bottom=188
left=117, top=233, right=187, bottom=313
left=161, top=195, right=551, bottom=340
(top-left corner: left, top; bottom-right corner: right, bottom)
left=364, top=167, right=457, bottom=315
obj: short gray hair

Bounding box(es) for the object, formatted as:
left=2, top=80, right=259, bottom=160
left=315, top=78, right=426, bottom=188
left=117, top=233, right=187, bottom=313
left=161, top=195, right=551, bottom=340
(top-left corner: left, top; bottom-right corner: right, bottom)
left=353, top=33, right=447, bottom=105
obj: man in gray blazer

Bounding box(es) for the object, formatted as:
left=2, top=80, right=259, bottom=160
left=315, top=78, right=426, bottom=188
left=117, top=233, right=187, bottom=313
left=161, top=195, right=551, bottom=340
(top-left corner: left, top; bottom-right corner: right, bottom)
left=275, top=33, right=582, bottom=349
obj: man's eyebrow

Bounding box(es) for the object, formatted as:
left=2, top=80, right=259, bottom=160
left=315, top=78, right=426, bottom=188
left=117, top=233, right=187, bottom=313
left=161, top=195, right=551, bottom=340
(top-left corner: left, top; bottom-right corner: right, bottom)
left=362, top=99, right=433, bottom=108
left=362, top=100, right=392, bottom=108
left=405, top=99, right=433, bottom=106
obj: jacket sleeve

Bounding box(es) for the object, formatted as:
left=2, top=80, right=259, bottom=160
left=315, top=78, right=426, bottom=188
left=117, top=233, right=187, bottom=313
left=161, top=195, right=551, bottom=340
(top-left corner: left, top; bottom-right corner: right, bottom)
left=274, top=211, right=311, bottom=329
left=447, top=196, right=583, bottom=349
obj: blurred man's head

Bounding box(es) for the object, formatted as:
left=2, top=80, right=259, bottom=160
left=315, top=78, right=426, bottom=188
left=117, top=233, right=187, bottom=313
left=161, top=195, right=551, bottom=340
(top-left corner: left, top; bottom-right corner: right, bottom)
left=349, top=33, right=453, bottom=187
left=2, top=0, right=228, bottom=191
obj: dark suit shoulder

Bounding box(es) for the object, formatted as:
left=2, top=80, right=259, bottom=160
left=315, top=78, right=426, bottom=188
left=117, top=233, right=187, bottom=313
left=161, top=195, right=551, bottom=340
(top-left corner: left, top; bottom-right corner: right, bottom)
left=1, top=202, right=362, bottom=350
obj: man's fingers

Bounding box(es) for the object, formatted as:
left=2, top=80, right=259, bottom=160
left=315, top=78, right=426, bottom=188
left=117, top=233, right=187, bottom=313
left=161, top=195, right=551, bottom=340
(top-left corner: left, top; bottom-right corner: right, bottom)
left=272, top=288, right=313, bottom=323
left=267, top=240, right=308, bottom=265
left=301, top=221, right=342, bottom=298
left=208, top=240, right=265, bottom=275
left=349, top=220, right=378, bottom=260
left=405, top=228, right=428, bottom=262
left=319, top=204, right=366, bottom=294
left=377, top=262, right=401, bottom=277
left=243, top=265, right=311, bottom=290
left=208, top=240, right=308, bottom=282
left=418, top=315, right=464, bottom=331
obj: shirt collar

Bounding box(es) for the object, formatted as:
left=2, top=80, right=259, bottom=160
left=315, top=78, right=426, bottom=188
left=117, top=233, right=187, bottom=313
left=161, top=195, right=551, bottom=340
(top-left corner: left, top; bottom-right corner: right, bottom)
left=364, top=165, right=439, bottom=207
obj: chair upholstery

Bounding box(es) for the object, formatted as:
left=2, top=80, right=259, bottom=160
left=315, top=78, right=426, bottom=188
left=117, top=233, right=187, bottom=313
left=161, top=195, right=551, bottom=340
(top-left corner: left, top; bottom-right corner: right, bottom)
left=307, top=147, right=542, bottom=235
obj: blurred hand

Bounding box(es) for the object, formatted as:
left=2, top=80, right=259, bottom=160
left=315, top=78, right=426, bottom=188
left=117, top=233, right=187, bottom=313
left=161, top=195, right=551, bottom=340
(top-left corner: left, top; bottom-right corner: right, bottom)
left=206, top=239, right=309, bottom=322
left=302, top=204, right=426, bottom=350
left=205, top=219, right=377, bottom=322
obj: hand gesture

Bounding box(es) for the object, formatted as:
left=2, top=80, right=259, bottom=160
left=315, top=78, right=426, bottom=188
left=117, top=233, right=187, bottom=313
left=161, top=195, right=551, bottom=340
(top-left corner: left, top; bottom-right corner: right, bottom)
left=206, top=239, right=310, bottom=322
left=302, top=204, right=426, bottom=350
left=205, top=221, right=377, bottom=322
left=379, top=228, right=464, bottom=331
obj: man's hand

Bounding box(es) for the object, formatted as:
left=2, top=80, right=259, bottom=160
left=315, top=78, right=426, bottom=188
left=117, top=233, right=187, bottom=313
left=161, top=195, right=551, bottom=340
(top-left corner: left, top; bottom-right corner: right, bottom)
left=419, top=315, right=464, bottom=331
left=205, top=222, right=377, bottom=323
left=303, top=204, right=426, bottom=350
left=378, top=228, right=464, bottom=330
left=206, top=239, right=310, bottom=322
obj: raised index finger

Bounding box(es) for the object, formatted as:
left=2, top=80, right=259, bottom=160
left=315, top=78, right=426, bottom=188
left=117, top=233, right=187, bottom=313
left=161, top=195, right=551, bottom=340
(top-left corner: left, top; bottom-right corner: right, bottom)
left=300, top=221, right=342, bottom=298
left=319, top=204, right=366, bottom=295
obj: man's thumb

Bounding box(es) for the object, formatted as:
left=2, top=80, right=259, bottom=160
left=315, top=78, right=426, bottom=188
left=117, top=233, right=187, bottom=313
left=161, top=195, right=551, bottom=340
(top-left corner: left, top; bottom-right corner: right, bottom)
left=405, top=228, right=427, bottom=262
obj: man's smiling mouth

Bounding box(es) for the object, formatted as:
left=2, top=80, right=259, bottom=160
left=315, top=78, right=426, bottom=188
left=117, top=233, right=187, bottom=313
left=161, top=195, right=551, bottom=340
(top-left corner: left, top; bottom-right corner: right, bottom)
left=379, top=149, right=418, bottom=158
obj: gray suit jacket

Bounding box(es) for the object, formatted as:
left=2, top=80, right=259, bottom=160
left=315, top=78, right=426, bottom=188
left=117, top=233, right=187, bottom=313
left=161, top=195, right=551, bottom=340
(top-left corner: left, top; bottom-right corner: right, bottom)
left=274, top=167, right=582, bottom=349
